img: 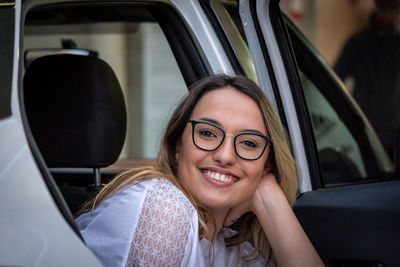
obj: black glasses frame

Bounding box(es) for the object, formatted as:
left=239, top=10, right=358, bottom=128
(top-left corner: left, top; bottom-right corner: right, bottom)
left=188, top=119, right=271, bottom=160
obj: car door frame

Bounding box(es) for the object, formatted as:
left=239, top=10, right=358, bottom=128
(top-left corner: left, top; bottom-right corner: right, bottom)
left=239, top=0, right=315, bottom=192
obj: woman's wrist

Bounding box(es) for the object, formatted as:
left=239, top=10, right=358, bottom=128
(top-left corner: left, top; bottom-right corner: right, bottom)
left=251, top=179, right=289, bottom=217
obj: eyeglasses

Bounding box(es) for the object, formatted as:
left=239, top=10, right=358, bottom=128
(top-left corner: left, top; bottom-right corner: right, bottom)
left=188, top=119, right=271, bottom=160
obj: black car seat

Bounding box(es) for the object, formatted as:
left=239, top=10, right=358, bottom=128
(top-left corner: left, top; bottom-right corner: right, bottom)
left=23, top=54, right=127, bottom=215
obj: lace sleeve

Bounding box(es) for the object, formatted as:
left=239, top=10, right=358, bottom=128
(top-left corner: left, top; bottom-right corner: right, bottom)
left=125, top=179, right=195, bottom=267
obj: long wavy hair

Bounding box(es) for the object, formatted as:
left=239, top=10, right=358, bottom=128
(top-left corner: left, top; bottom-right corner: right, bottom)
left=77, top=74, right=298, bottom=264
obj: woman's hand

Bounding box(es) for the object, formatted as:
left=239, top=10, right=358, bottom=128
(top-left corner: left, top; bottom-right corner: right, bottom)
left=224, top=172, right=325, bottom=267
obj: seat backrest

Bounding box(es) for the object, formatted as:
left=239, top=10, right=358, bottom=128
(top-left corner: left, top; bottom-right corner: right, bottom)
left=23, top=54, right=127, bottom=169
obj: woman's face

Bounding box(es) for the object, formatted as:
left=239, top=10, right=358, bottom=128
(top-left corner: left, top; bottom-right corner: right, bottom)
left=176, top=87, right=270, bottom=214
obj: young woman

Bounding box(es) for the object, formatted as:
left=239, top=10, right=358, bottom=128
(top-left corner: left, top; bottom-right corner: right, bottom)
left=76, top=75, right=324, bottom=266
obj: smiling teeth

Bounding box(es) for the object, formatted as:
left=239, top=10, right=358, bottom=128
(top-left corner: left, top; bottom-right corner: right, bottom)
left=205, top=170, right=234, bottom=183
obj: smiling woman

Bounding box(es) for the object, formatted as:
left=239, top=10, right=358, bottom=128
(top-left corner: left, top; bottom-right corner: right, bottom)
left=176, top=87, right=272, bottom=229
left=75, top=75, right=323, bottom=267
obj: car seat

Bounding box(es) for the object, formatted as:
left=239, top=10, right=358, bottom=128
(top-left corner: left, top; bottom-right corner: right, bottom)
left=23, top=54, right=127, bottom=215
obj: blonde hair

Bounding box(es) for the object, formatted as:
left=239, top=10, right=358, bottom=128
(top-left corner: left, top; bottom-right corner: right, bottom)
left=77, top=75, right=298, bottom=264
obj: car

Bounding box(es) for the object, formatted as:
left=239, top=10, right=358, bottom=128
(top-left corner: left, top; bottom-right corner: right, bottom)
left=1, top=0, right=399, bottom=266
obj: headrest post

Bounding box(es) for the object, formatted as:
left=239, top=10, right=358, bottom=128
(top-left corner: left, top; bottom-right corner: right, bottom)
left=93, top=168, right=102, bottom=187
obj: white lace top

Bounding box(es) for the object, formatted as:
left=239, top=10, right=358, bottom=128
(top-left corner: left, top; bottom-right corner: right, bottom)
left=75, top=178, right=266, bottom=267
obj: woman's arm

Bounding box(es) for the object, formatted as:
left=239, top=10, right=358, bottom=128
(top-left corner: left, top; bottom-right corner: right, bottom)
left=225, top=173, right=324, bottom=267
left=251, top=174, right=324, bottom=267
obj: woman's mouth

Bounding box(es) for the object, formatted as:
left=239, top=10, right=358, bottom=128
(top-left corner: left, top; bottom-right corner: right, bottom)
left=201, top=169, right=239, bottom=184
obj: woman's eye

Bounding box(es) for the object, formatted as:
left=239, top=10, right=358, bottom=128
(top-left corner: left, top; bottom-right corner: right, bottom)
left=240, top=140, right=258, bottom=148
left=199, top=130, right=216, bottom=138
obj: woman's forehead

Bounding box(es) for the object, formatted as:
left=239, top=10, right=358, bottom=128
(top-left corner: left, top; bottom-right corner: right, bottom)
left=191, top=87, right=268, bottom=134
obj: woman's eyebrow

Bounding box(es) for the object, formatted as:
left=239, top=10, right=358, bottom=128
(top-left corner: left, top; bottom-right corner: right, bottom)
left=198, top=117, right=268, bottom=136
left=198, top=117, right=221, bottom=126
left=242, top=129, right=268, bottom=136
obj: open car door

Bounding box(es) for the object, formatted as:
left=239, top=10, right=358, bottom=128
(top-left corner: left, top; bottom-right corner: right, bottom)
left=239, top=0, right=400, bottom=266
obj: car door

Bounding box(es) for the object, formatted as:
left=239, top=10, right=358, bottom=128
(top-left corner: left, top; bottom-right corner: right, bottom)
left=239, top=0, right=400, bottom=266
left=0, top=0, right=103, bottom=266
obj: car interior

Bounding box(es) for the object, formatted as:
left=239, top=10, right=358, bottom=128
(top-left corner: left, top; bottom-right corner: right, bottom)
left=21, top=2, right=208, bottom=237
left=21, top=0, right=253, bottom=222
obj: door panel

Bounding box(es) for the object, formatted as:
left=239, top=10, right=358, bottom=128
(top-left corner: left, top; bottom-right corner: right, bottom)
left=295, top=181, right=400, bottom=266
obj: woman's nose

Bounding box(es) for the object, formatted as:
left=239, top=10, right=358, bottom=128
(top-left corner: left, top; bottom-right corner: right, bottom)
left=212, top=135, right=237, bottom=166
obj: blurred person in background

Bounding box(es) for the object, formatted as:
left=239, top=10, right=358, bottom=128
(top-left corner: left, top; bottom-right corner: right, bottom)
left=335, top=0, right=400, bottom=160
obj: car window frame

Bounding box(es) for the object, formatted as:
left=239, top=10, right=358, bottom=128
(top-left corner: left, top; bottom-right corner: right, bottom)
left=237, top=0, right=316, bottom=191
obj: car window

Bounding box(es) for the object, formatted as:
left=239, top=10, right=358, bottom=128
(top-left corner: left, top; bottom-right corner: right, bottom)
left=299, top=71, right=367, bottom=184
left=280, top=0, right=400, bottom=164
left=24, top=15, right=187, bottom=160
left=285, top=17, right=394, bottom=187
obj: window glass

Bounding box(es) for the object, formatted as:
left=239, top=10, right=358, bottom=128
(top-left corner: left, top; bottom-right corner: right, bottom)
left=280, top=0, right=400, bottom=161
left=287, top=18, right=394, bottom=186
left=300, top=71, right=367, bottom=185
left=24, top=22, right=187, bottom=160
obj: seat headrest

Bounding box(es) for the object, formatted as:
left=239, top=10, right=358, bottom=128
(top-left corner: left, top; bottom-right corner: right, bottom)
left=24, top=54, right=127, bottom=168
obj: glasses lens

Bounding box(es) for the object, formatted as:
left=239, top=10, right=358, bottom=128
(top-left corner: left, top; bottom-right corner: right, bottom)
left=193, top=122, right=224, bottom=150
left=235, top=133, right=267, bottom=160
